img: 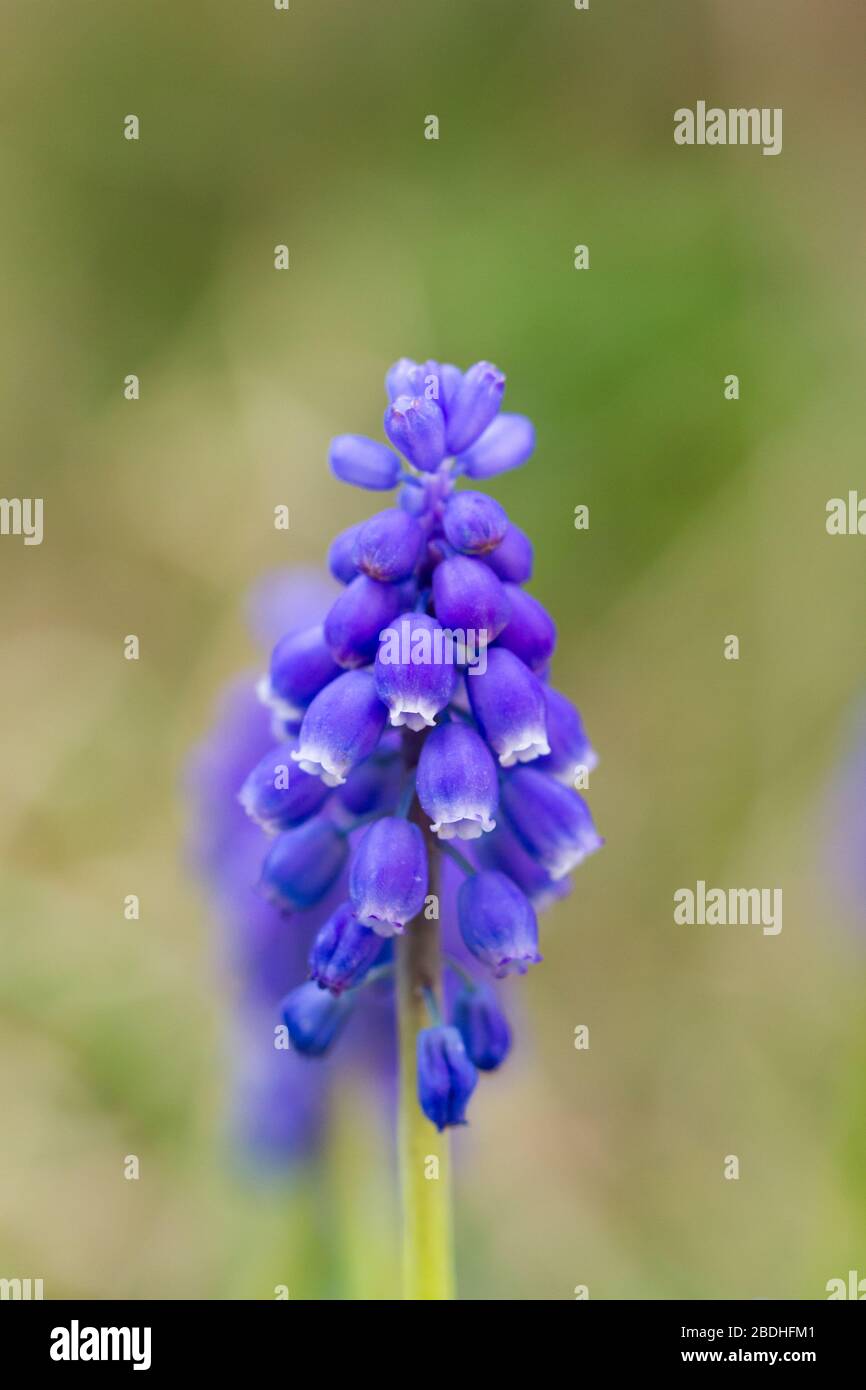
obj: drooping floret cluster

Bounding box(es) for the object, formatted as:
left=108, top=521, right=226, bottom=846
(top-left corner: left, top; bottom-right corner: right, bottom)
left=242, top=358, right=603, bottom=1129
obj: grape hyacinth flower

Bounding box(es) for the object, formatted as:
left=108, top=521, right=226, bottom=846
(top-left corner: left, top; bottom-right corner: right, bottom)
left=535, top=686, right=599, bottom=784
left=260, top=815, right=349, bottom=911
left=309, top=902, right=388, bottom=995
left=500, top=765, right=604, bottom=880
left=328, top=522, right=364, bottom=583
left=467, top=647, right=550, bottom=767
left=474, top=820, right=568, bottom=911
left=457, top=413, right=536, bottom=478
left=187, top=569, right=396, bottom=1173
left=416, top=720, right=498, bottom=841
left=431, top=554, right=511, bottom=645
left=452, top=983, right=512, bottom=1071
left=281, top=979, right=355, bottom=1056
left=228, top=358, right=603, bottom=1298
left=353, top=509, right=425, bottom=583
left=481, top=520, right=533, bottom=582
left=349, top=816, right=428, bottom=936
left=496, top=585, right=557, bottom=672
left=260, top=623, right=341, bottom=722
left=375, top=612, right=457, bottom=731
left=416, top=1025, right=478, bottom=1131
left=442, top=490, right=509, bottom=556
left=239, top=739, right=331, bottom=833
left=329, top=435, right=401, bottom=490
left=291, top=669, right=388, bottom=786
left=384, top=394, right=447, bottom=472
left=457, top=869, right=542, bottom=977
left=324, top=574, right=404, bottom=668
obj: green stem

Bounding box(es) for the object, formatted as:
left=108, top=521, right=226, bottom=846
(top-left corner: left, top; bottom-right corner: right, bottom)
left=396, top=770, right=417, bottom=819
left=396, top=818, right=455, bottom=1300
left=437, top=840, right=475, bottom=877
left=442, top=952, right=477, bottom=990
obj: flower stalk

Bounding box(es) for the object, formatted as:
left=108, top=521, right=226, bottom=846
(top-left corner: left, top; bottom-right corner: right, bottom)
left=396, top=822, right=455, bottom=1300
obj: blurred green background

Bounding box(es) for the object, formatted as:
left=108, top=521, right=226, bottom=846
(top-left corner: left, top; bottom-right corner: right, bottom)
left=1, top=0, right=865, bottom=1299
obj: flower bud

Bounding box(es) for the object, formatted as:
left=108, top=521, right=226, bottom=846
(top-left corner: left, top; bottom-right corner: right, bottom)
left=445, top=361, right=505, bottom=455
left=473, top=821, right=568, bottom=910
left=386, top=359, right=462, bottom=416
left=261, top=624, right=341, bottom=721
left=329, top=434, right=401, bottom=490
left=374, top=612, right=458, bottom=731
left=328, top=522, right=363, bottom=583
left=416, top=720, right=498, bottom=840
left=324, top=574, right=403, bottom=668
left=229, top=1003, right=325, bottom=1161
left=431, top=555, right=510, bottom=644
left=352, top=508, right=425, bottom=583
left=457, top=413, right=535, bottom=478
left=385, top=357, right=428, bottom=400
left=437, top=363, right=463, bottom=419
left=417, top=1024, right=478, bottom=1130
left=535, top=688, right=598, bottom=784
left=467, top=647, right=549, bottom=766
left=443, top=490, right=509, bottom=556
left=349, top=816, right=428, bottom=936
left=280, top=980, right=353, bottom=1056
left=292, top=669, right=388, bottom=786
left=496, top=585, right=557, bottom=672
left=245, top=571, right=338, bottom=649
left=501, top=766, right=602, bottom=879
left=309, top=901, right=386, bottom=995
left=384, top=395, right=447, bottom=472
left=457, top=869, right=541, bottom=977
left=482, top=521, right=534, bottom=583
left=239, top=740, right=331, bottom=833
left=336, top=750, right=402, bottom=820
left=453, top=984, right=512, bottom=1070
left=260, top=816, right=348, bottom=910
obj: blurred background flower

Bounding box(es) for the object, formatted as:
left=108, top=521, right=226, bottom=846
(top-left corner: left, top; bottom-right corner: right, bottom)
left=186, top=571, right=337, bottom=1172
left=1, top=0, right=865, bottom=1298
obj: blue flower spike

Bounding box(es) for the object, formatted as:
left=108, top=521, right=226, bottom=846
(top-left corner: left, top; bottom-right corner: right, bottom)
left=232, top=357, right=602, bottom=1154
